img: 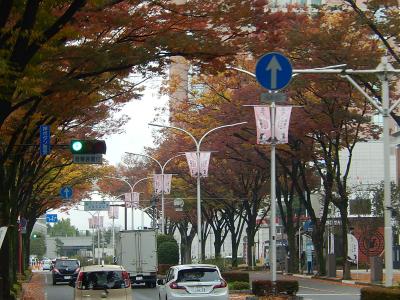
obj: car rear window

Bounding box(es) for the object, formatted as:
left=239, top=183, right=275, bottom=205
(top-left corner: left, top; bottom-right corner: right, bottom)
left=177, top=268, right=220, bottom=283
left=55, top=260, right=79, bottom=268
left=80, top=271, right=126, bottom=290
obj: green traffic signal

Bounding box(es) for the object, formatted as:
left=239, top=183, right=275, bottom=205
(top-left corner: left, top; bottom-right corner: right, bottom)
left=70, top=140, right=106, bottom=154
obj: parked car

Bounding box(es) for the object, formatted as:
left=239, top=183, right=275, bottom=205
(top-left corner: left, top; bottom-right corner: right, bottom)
left=157, top=264, right=228, bottom=300
left=69, top=264, right=132, bottom=300
left=52, top=258, right=80, bottom=285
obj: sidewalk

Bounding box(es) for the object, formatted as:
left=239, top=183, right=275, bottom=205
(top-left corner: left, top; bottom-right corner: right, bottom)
left=20, top=272, right=45, bottom=300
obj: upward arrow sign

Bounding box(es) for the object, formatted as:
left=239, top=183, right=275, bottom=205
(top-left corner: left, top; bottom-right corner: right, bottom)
left=266, top=56, right=282, bottom=90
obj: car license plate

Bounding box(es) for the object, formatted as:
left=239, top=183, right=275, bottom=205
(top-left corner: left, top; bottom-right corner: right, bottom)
left=136, top=276, right=143, bottom=280
left=194, top=287, right=206, bottom=293
left=64, top=276, right=71, bottom=279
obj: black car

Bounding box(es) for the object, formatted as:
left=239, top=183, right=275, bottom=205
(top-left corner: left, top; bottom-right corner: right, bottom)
left=52, top=259, right=80, bottom=285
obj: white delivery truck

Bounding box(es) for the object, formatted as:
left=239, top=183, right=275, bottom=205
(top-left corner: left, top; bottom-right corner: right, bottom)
left=115, top=229, right=158, bottom=288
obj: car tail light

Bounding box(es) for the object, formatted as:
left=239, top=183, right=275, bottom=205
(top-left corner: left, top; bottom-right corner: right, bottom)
left=213, top=279, right=227, bottom=289
left=76, top=272, right=84, bottom=289
left=169, top=281, right=186, bottom=290
left=74, top=267, right=80, bottom=274
left=52, top=268, right=60, bottom=274
left=122, top=271, right=131, bottom=288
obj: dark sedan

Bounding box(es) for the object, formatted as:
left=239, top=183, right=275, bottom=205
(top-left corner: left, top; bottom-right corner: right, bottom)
left=52, top=259, right=80, bottom=285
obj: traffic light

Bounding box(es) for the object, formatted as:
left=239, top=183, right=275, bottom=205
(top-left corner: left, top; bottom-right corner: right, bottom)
left=70, top=140, right=107, bottom=154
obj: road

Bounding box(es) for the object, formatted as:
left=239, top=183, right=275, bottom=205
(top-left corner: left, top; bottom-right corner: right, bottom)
left=43, top=272, right=158, bottom=300
left=250, top=272, right=361, bottom=300
left=43, top=271, right=361, bottom=300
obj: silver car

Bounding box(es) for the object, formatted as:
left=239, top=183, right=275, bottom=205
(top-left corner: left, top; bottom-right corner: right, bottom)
left=157, top=264, right=228, bottom=300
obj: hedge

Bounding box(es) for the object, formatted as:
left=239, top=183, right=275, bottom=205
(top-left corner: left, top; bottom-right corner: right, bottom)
left=360, top=286, right=400, bottom=300
left=229, top=281, right=250, bottom=290
left=276, top=280, right=299, bottom=295
left=221, top=272, right=249, bottom=283
left=252, top=280, right=273, bottom=296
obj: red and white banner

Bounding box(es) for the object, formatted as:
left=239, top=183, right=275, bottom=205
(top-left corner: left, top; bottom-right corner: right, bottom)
left=185, top=152, right=211, bottom=177
left=108, top=206, right=119, bottom=219
left=254, top=106, right=271, bottom=144
left=132, top=192, right=139, bottom=207
left=124, top=192, right=139, bottom=208
left=275, top=106, right=292, bottom=144
left=90, top=216, right=104, bottom=228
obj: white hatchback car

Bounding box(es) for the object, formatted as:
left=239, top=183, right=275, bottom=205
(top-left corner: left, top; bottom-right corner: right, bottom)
left=69, top=264, right=132, bottom=300
left=157, top=264, right=228, bottom=300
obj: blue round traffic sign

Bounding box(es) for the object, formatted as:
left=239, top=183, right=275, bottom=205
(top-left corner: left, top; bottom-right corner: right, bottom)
left=255, top=52, right=293, bottom=91
left=60, top=186, right=73, bottom=199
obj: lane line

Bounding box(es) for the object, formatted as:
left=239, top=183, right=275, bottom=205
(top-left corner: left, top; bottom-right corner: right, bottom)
left=298, top=294, right=360, bottom=296
left=299, top=285, right=338, bottom=293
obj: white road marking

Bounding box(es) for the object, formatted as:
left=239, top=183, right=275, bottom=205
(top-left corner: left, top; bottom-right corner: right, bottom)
left=298, top=294, right=360, bottom=296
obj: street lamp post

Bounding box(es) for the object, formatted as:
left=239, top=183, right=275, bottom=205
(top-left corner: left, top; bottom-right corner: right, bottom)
left=125, top=152, right=185, bottom=234
left=104, top=176, right=134, bottom=231
left=149, top=122, right=247, bottom=262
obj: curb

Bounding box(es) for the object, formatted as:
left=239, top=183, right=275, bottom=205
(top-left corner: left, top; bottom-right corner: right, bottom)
left=292, top=274, right=313, bottom=279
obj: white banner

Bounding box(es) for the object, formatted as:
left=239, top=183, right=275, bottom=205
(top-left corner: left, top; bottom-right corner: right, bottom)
left=254, top=106, right=271, bottom=144
left=185, top=152, right=211, bottom=177
left=153, top=174, right=163, bottom=194
left=132, top=192, right=140, bottom=208
left=199, top=152, right=211, bottom=177
left=275, top=106, right=292, bottom=144
left=108, top=206, right=119, bottom=219
left=0, top=226, right=7, bottom=250
left=91, top=216, right=104, bottom=228
left=347, top=233, right=359, bottom=264
left=163, top=174, right=172, bottom=194
left=124, top=192, right=132, bottom=208
left=185, top=152, right=198, bottom=177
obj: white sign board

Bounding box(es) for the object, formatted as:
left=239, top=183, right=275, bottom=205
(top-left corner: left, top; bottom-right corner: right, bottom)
left=347, top=233, right=359, bottom=264
left=0, top=226, right=8, bottom=250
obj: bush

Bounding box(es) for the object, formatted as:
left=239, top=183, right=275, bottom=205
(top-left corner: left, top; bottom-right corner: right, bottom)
left=221, top=271, right=249, bottom=283
left=229, top=281, right=250, bottom=290
left=158, top=241, right=179, bottom=265
left=204, top=257, right=226, bottom=272
left=158, top=264, right=172, bottom=275
left=361, top=286, right=400, bottom=300
left=157, top=234, right=177, bottom=248
left=276, top=280, right=299, bottom=295
left=252, top=280, right=273, bottom=296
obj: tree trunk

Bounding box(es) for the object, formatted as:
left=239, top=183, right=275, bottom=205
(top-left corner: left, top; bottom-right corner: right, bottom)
left=312, top=227, right=326, bottom=276
left=231, top=239, right=239, bottom=267
left=213, top=230, right=223, bottom=258
left=339, top=206, right=351, bottom=280
left=286, top=223, right=298, bottom=274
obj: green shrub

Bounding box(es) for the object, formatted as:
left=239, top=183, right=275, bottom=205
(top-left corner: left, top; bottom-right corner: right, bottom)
left=276, top=279, right=299, bottom=295
left=157, top=234, right=176, bottom=247
left=158, top=264, right=172, bottom=275
left=221, top=271, right=249, bottom=283
left=204, top=258, right=226, bottom=272
left=361, top=286, right=400, bottom=300
left=252, top=280, right=273, bottom=296
left=158, top=241, right=179, bottom=265
left=229, top=281, right=250, bottom=290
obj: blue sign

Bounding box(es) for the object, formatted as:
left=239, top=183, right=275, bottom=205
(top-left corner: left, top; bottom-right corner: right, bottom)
left=46, top=214, right=58, bottom=223
left=255, top=52, right=293, bottom=91
left=60, top=186, right=73, bottom=199
left=39, top=125, right=51, bottom=156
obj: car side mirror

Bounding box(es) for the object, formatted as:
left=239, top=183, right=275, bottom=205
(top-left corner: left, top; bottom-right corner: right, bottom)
left=157, top=279, right=165, bottom=285
left=68, top=279, right=76, bottom=288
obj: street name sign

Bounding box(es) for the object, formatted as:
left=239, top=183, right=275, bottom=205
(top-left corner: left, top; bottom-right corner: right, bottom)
left=60, top=186, right=73, bottom=200
left=73, top=154, right=103, bottom=164
left=39, top=125, right=51, bottom=156
left=84, top=201, right=110, bottom=211
left=255, top=52, right=292, bottom=91
left=260, top=92, right=286, bottom=103
left=46, top=214, right=58, bottom=223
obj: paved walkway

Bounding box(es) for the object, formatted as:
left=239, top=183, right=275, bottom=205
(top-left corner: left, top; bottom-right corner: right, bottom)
left=20, top=272, right=45, bottom=300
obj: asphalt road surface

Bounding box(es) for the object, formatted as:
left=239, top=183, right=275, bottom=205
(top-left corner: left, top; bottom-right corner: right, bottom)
left=43, top=272, right=158, bottom=300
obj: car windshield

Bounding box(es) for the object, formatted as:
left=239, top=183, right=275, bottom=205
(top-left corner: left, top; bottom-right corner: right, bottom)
left=177, top=268, right=220, bottom=283
left=80, top=271, right=125, bottom=290
left=55, top=260, right=79, bottom=268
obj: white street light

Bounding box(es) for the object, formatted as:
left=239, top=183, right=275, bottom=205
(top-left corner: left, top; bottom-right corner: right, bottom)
left=149, top=122, right=247, bottom=262
left=124, top=153, right=185, bottom=234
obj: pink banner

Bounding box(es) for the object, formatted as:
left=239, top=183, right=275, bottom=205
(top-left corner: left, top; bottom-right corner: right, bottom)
left=132, top=192, right=140, bottom=208
left=108, top=206, right=119, bottom=219
left=124, top=192, right=132, bottom=208
left=153, top=174, right=163, bottom=194
left=163, top=174, right=172, bottom=194
left=88, top=218, right=94, bottom=229
left=254, top=106, right=271, bottom=144
left=92, top=216, right=103, bottom=228
left=199, top=152, right=211, bottom=177
left=185, top=152, right=198, bottom=177
left=275, top=106, right=292, bottom=144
